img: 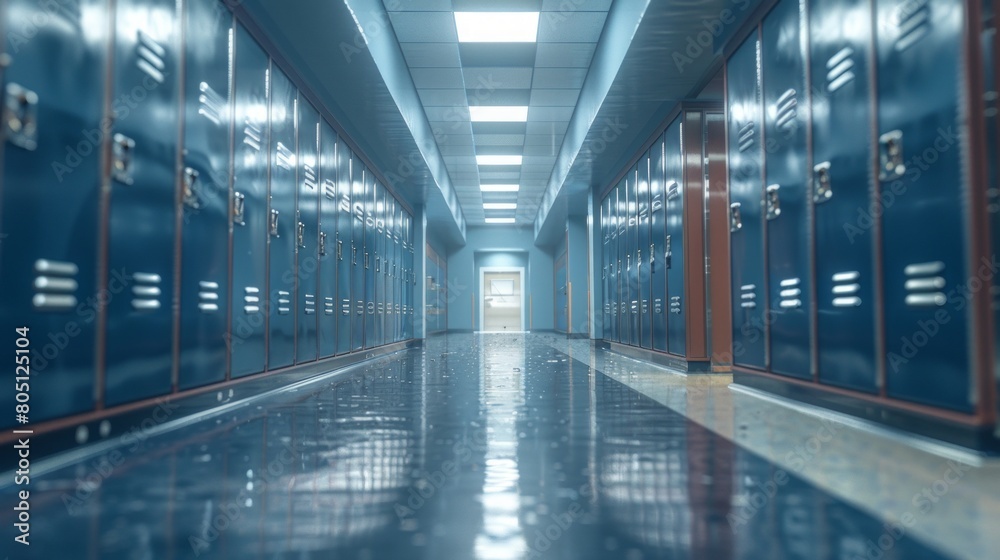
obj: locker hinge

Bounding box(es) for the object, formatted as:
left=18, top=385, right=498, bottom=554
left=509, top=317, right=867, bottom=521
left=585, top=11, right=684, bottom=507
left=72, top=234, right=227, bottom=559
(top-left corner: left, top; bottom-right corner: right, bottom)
left=878, top=130, right=905, bottom=181
left=112, top=134, right=136, bottom=185
left=813, top=162, right=832, bottom=203
left=182, top=167, right=201, bottom=209
left=765, top=185, right=781, bottom=220
left=3, top=83, right=38, bottom=150
left=233, top=192, right=246, bottom=226
left=730, top=203, right=742, bottom=232
left=269, top=209, right=280, bottom=237
left=319, top=232, right=328, bottom=256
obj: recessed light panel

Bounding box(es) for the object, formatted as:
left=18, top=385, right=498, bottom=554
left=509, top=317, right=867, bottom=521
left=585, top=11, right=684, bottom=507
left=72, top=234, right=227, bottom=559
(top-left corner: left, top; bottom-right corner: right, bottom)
left=469, top=106, right=529, bottom=122
left=485, top=218, right=517, bottom=224
left=476, top=155, right=523, bottom=166
left=455, top=12, right=540, bottom=43
left=480, top=184, right=521, bottom=192
left=484, top=203, right=517, bottom=210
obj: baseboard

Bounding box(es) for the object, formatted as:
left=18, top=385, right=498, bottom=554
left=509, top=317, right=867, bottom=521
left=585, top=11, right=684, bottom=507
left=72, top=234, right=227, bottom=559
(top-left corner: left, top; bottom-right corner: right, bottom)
left=604, top=341, right=714, bottom=374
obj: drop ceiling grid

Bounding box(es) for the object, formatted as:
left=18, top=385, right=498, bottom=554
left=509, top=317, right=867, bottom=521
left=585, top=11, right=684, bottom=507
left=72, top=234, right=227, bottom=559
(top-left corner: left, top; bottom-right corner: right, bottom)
left=384, top=1, right=610, bottom=225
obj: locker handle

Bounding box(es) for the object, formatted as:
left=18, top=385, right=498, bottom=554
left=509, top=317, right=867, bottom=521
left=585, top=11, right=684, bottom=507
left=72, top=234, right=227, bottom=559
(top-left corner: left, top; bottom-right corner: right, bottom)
left=376, top=256, right=380, bottom=273
left=269, top=209, right=280, bottom=237
left=4, top=83, right=38, bottom=150
left=352, top=245, right=357, bottom=265
left=650, top=244, right=655, bottom=265
left=319, top=232, right=328, bottom=256
left=765, top=185, right=781, bottom=221
left=665, top=235, right=672, bottom=269
left=878, top=130, right=905, bottom=181
left=337, top=239, right=343, bottom=260
left=233, top=192, right=246, bottom=226
left=112, top=134, right=135, bottom=185
left=365, top=252, right=370, bottom=270
left=297, top=221, right=306, bottom=248
left=730, top=202, right=742, bottom=232
left=182, top=167, right=201, bottom=209
left=813, top=162, right=832, bottom=203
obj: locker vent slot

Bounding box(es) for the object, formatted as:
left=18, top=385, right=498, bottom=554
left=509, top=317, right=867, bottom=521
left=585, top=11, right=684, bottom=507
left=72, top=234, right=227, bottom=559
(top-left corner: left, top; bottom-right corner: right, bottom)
left=654, top=298, right=663, bottom=314
left=243, top=120, right=262, bottom=151
left=894, top=0, right=931, bottom=52
left=342, top=299, right=351, bottom=316
left=775, top=89, right=798, bottom=131
left=651, top=194, right=663, bottom=211
left=136, top=31, right=167, bottom=84
left=277, top=291, right=291, bottom=315
left=198, top=280, right=220, bottom=313
left=738, top=121, right=755, bottom=152
left=323, top=296, right=335, bottom=316
left=778, top=278, right=802, bottom=309
left=33, top=259, right=79, bottom=311
left=198, top=82, right=225, bottom=125
left=826, top=47, right=856, bottom=92
left=831, top=271, right=862, bottom=308
left=131, top=272, right=162, bottom=311
left=303, top=164, right=318, bottom=190
left=304, top=294, right=316, bottom=315
left=323, top=180, right=336, bottom=199
left=666, top=182, right=680, bottom=200
left=276, top=142, right=294, bottom=170
left=904, top=261, right=946, bottom=307
left=670, top=296, right=682, bottom=314
left=244, top=287, right=261, bottom=314
left=340, top=194, right=352, bottom=212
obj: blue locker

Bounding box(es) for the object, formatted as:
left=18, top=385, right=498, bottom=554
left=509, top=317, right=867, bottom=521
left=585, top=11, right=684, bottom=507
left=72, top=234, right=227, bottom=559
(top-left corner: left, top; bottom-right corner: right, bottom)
left=318, top=121, right=338, bottom=358
left=396, top=205, right=405, bottom=341
left=665, top=119, right=686, bottom=356
left=296, top=96, right=320, bottom=364
left=374, top=182, right=385, bottom=347
left=0, top=0, right=107, bottom=424
left=627, top=166, right=640, bottom=346
left=177, top=0, right=232, bottom=390
left=727, top=32, right=768, bottom=370
left=638, top=151, right=653, bottom=349
left=761, top=0, right=813, bottom=379
left=336, top=144, right=353, bottom=354
left=616, top=179, right=627, bottom=343
left=555, top=251, right=568, bottom=332
left=104, top=0, right=180, bottom=405
left=386, top=197, right=397, bottom=343
left=876, top=0, right=973, bottom=411
left=809, top=0, right=878, bottom=392
left=650, top=136, right=669, bottom=352
left=406, top=212, right=415, bottom=339
left=602, top=196, right=612, bottom=340
left=266, top=65, right=296, bottom=370
left=230, top=24, right=268, bottom=379
left=364, top=171, right=376, bottom=348
left=351, top=160, right=365, bottom=351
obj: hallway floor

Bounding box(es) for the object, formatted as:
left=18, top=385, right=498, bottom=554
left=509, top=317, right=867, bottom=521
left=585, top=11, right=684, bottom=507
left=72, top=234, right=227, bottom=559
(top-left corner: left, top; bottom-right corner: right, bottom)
left=4, top=333, right=998, bottom=559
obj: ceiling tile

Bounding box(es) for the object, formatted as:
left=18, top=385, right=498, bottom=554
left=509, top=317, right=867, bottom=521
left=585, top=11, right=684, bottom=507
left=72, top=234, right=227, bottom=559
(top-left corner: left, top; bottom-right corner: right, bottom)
left=400, top=43, right=462, bottom=67
left=424, top=105, right=470, bottom=121
left=479, top=171, right=523, bottom=181
left=463, top=67, right=534, bottom=90
left=418, top=88, right=469, bottom=106
left=522, top=144, right=560, bottom=157
left=438, top=144, right=477, bottom=155
left=526, top=120, right=570, bottom=136
left=540, top=0, right=611, bottom=9
left=474, top=134, right=526, bottom=146
left=528, top=106, right=575, bottom=121
left=525, top=133, right=564, bottom=146
left=529, top=88, right=581, bottom=107
left=472, top=122, right=528, bottom=135
left=454, top=0, right=542, bottom=10
left=410, top=67, right=466, bottom=89
left=388, top=12, right=458, bottom=42
left=537, top=11, right=608, bottom=43
left=459, top=43, right=537, bottom=67
left=383, top=0, right=454, bottom=10
left=532, top=67, right=588, bottom=89
left=535, top=42, right=597, bottom=67
left=467, top=89, right=532, bottom=106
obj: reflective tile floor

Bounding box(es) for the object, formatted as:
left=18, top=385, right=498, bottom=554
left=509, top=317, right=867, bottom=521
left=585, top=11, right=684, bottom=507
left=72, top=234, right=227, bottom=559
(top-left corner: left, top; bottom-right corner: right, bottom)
left=2, top=333, right=995, bottom=559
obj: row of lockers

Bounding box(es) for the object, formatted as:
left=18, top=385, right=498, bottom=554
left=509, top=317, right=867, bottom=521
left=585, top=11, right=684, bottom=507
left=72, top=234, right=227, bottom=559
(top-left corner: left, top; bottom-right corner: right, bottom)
left=599, top=107, right=720, bottom=366
left=0, top=0, right=416, bottom=428
left=725, top=0, right=996, bottom=415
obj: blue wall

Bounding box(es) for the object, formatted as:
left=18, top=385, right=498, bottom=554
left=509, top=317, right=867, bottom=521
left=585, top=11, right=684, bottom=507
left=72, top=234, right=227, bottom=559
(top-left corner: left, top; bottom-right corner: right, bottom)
left=447, top=226, right=554, bottom=331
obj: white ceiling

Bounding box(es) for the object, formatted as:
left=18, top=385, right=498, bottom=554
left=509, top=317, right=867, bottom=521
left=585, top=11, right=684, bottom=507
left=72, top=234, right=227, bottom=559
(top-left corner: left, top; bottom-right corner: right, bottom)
left=383, top=0, right=612, bottom=225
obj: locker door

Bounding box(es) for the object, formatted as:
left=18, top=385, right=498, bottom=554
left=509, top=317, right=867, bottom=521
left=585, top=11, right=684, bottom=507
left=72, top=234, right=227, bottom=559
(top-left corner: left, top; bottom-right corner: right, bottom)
left=810, top=0, right=878, bottom=392
left=177, top=0, right=232, bottom=390
left=296, top=96, right=320, bottom=364
left=876, top=0, right=972, bottom=410
left=638, top=151, right=652, bottom=349
left=650, top=136, right=669, bottom=352
left=555, top=251, right=568, bottom=332
left=266, top=65, right=296, bottom=370
left=665, top=119, right=686, bottom=356
left=396, top=206, right=404, bottom=341
left=364, top=171, right=376, bottom=348
left=761, top=0, right=812, bottom=379
left=104, top=0, right=180, bottom=405
left=230, top=24, right=268, bottom=378
left=406, top=213, right=415, bottom=339
left=351, top=158, right=365, bottom=351
left=319, top=121, right=338, bottom=358
left=386, top=197, right=396, bottom=343
left=374, top=182, right=385, bottom=347
left=0, top=0, right=107, bottom=424
left=602, top=196, right=612, bottom=340
left=727, top=32, right=768, bottom=369
left=335, top=145, right=352, bottom=354
left=627, top=166, right=640, bottom=346
left=616, top=179, right=627, bottom=343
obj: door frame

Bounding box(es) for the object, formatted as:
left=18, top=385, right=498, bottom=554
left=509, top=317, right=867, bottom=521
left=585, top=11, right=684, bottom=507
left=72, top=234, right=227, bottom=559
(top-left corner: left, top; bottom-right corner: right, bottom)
left=479, top=266, right=527, bottom=332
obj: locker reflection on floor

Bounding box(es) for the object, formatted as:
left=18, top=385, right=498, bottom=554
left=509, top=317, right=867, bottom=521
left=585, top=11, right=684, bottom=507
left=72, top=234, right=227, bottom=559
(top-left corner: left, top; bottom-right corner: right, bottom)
left=2, top=334, right=996, bottom=560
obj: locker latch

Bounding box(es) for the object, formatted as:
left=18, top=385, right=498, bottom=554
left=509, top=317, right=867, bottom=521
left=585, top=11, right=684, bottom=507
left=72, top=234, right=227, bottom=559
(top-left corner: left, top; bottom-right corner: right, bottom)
left=650, top=244, right=655, bottom=265
left=365, top=252, right=370, bottom=270
left=813, top=162, right=832, bottom=203
left=319, top=232, right=328, bottom=256
left=665, top=235, right=673, bottom=269
left=337, top=239, right=343, bottom=260
left=375, top=256, right=380, bottom=273
left=233, top=192, right=246, bottom=226
left=352, top=245, right=357, bottom=265
left=297, top=221, right=306, bottom=248
left=730, top=203, right=742, bottom=232
left=112, top=134, right=136, bottom=185
left=269, top=209, right=280, bottom=237
left=182, top=167, right=201, bottom=209
left=765, top=185, right=781, bottom=220
left=878, top=130, right=905, bottom=181
left=3, top=83, right=38, bottom=150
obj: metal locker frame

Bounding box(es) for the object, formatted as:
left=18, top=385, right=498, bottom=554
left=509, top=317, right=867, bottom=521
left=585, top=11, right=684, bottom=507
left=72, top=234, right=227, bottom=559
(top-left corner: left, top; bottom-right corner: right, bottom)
left=337, top=143, right=354, bottom=355
left=386, top=196, right=397, bottom=343
left=364, top=170, right=376, bottom=349
left=405, top=211, right=415, bottom=340
left=373, top=181, right=385, bottom=348
left=664, top=118, right=686, bottom=356
left=638, top=150, right=653, bottom=350
left=351, top=158, right=365, bottom=351
left=616, top=179, right=627, bottom=344
left=318, top=120, right=339, bottom=358
left=627, top=165, right=640, bottom=347
left=650, top=135, right=669, bottom=352
left=0, top=0, right=108, bottom=423
left=555, top=247, right=568, bottom=333
left=103, top=0, right=181, bottom=406
left=177, top=0, right=233, bottom=390
left=295, top=95, right=320, bottom=364
left=229, top=23, right=269, bottom=379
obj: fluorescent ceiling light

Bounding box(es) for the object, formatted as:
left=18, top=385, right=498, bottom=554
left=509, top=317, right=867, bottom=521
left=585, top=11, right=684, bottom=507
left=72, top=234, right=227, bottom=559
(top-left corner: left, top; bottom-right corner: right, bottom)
left=477, top=155, right=522, bottom=166
left=455, top=12, right=539, bottom=43
left=485, top=218, right=517, bottom=224
left=484, top=203, right=517, bottom=210
left=469, top=106, right=529, bottom=122
left=480, top=184, right=520, bottom=192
